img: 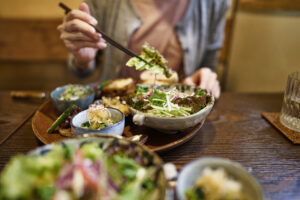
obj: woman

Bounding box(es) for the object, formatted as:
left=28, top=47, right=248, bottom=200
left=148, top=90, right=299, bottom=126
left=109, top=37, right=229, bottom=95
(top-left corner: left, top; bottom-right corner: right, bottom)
left=58, top=0, right=229, bottom=99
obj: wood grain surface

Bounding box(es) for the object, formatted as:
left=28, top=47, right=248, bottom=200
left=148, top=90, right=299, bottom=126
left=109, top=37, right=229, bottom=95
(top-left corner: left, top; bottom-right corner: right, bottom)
left=238, top=0, right=300, bottom=11
left=0, top=92, right=299, bottom=200
left=0, top=18, right=68, bottom=61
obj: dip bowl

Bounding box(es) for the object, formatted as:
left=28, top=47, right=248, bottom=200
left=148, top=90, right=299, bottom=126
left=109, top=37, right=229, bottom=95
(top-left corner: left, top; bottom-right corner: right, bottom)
left=50, top=84, right=95, bottom=114
left=71, top=107, right=125, bottom=136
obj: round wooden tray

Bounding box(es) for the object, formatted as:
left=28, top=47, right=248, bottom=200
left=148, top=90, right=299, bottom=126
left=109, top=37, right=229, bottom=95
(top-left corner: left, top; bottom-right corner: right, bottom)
left=32, top=100, right=204, bottom=153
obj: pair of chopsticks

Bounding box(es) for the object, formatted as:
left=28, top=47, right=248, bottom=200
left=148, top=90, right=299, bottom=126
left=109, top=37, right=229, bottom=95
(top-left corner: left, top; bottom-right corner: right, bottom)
left=59, top=2, right=149, bottom=65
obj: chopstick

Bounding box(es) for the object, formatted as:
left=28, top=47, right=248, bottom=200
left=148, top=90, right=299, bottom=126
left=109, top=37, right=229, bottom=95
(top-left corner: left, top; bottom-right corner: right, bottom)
left=59, top=2, right=150, bottom=65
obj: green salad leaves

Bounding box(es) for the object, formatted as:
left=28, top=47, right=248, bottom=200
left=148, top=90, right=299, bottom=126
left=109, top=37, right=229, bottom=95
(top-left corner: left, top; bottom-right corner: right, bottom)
left=126, top=43, right=172, bottom=78
left=0, top=141, right=162, bottom=200
left=127, top=85, right=210, bottom=117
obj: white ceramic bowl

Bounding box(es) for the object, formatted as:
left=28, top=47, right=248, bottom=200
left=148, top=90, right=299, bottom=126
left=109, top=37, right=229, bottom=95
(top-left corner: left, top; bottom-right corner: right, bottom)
left=130, top=85, right=214, bottom=133
left=71, top=107, right=125, bottom=136
left=177, top=157, right=264, bottom=200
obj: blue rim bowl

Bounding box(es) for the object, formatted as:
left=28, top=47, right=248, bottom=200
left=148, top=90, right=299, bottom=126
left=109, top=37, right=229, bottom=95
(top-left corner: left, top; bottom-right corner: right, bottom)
left=71, top=107, right=125, bottom=136
left=50, top=84, right=95, bottom=114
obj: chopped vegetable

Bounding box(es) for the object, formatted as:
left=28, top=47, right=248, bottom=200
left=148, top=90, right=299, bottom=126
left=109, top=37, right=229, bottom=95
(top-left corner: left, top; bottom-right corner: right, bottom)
left=47, top=104, right=75, bottom=133
left=59, top=84, right=92, bottom=101
left=97, top=81, right=109, bottom=89
left=85, top=104, right=114, bottom=130
left=185, top=167, right=245, bottom=200
left=126, top=43, right=172, bottom=78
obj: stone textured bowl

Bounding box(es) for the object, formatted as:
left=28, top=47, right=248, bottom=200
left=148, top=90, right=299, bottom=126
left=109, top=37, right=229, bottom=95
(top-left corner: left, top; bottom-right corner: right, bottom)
left=71, top=107, right=125, bottom=136
left=130, top=85, right=214, bottom=133
left=50, top=84, right=95, bottom=114
left=176, top=157, right=264, bottom=200
left=28, top=134, right=166, bottom=199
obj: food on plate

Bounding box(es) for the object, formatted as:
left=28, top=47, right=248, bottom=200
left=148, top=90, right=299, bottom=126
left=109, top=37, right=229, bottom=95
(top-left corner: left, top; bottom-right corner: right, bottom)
left=185, top=167, right=245, bottom=200
left=0, top=140, right=163, bottom=200
left=81, top=104, right=115, bottom=130
left=126, top=43, right=173, bottom=78
left=59, top=84, right=93, bottom=101
left=140, top=70, right=178, bottom=86
left=102, top=78, right=135, bottom=97
left=127, top=85, right=211, bottom=117
left=101, top=96, right=130, bottom=116
left=47, top=104, right=82, bottom=136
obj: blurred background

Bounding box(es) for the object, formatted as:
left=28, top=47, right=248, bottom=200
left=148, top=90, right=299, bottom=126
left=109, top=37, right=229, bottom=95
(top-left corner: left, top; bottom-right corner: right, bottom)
left=0, top=0, right=299, bottom=92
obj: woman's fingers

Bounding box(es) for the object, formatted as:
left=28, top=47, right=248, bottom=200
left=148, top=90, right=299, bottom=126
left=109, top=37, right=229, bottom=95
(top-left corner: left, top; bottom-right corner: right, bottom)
left=183, top=77, right=196, bottom=86
left=211, top=80, right=221, bottom=99
left=205, top=71, right=217, bottom=92
left=79, top=2, right=90, bottom=14
left=198, top=68, right=212, bottom=89
left=66, top=10, right=97, bottom=26
left=64, top=40, right=107, bottom=52
left=63, top=19, right=99, bottom=40
left=60, top=32, right=100, bottom=42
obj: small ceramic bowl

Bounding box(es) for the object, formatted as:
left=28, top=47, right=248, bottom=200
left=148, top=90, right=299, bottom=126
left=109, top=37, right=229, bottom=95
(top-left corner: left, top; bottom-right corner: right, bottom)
left=50, top=84, right=95, bottom=114
left=129, top=85, right=214, bottom=133
left=176, top=157, right=264, bottom=200
left=71, top=107, right=125, bottom=136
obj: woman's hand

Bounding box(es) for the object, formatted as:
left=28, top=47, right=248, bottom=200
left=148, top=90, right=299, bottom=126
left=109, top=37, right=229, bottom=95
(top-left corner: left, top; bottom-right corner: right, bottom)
left=57, top=2, right=107, bottom=70
left=183, top=67, right=221, bottom=99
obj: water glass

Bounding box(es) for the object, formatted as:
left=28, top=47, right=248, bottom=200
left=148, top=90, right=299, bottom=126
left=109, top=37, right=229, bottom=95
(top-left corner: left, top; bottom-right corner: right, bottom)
left=280, top=71, right=300, bottom=132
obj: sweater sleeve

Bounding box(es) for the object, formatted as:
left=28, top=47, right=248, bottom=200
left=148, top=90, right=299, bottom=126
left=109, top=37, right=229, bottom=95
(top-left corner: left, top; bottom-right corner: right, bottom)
left=200, top=0, right=230, bottom=71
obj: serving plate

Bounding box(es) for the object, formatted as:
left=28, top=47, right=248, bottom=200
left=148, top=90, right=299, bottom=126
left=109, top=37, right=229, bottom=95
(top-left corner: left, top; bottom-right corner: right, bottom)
left=32, top=100, right=204, bottom=153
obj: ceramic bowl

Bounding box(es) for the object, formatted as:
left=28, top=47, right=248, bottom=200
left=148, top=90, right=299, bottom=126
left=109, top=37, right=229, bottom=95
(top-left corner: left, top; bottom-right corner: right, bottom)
left=71, top=107, right=125, bottom=136
left=176, top=157, right=264, bottom=200
left=129, top=85, right=214, bottom=133
left=27, top=134, right=166, bottom=199
left=50, top=84, right=95, bottom=114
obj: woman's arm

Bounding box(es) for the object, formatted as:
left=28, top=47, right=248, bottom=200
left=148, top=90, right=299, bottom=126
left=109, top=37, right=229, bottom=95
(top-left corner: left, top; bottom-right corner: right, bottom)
left=57, top=2, right=107, bottom=76
left=184, top=0, right=230, bottom=99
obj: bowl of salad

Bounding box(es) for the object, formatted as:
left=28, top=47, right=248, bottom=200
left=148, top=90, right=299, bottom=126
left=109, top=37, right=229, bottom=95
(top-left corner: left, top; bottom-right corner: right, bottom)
left=51, top=84, right=95, bottom=114
left=71, top=103, right=125, bottom=136
left=127, top=84, right=214, bottom=133
left=0, top=134, right=167, bottom=200
left=177, top=157, right=264, bottom=200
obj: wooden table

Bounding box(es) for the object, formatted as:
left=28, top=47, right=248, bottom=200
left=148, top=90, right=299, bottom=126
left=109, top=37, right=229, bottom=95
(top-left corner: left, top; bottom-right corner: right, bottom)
left=0, top=91, right=299, bottom=200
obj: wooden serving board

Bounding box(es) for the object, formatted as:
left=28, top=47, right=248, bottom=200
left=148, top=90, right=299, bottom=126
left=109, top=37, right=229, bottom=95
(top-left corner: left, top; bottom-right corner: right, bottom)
left=32, top=100, right=204, bottom=153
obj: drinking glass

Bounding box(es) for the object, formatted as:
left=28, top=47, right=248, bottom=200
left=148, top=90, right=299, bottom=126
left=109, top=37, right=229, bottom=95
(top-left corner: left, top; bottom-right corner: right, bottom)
left=280, top=71, right=300, bottom=132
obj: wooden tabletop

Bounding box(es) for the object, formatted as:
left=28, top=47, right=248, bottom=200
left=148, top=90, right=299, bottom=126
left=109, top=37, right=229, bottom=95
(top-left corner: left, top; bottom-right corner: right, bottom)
left=0, top=91, right=299, bottom=200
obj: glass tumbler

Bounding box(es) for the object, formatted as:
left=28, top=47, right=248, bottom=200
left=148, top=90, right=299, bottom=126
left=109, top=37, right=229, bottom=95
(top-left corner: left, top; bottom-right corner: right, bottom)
left=280, top=71, right=300, bottom=132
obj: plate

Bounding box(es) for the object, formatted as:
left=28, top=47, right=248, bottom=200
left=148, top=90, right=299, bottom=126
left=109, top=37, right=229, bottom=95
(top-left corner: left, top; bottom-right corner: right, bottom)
left=32, top=100, right=204, bottom=153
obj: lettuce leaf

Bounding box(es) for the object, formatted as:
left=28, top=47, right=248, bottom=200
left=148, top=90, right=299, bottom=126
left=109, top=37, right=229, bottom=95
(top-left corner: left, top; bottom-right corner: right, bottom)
left=126, top=43, right=172, bottom=78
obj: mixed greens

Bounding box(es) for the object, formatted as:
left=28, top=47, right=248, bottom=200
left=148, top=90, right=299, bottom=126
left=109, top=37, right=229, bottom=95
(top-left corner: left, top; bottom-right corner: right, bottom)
left=126, top=43, right=172, bottom=78
left=81, top=103, right=115, bottom=130
left=127, top=85, right=211, bottom=117
left=0, top=140, right=163, bottom=200
left=59, top=84, right=92, bottom=101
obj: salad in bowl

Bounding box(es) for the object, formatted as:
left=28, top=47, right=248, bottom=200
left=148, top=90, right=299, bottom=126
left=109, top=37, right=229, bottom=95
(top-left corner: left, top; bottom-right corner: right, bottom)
left=0, top=135, right=166, bottom=200
left=126, top=84, right=214, bottom=132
